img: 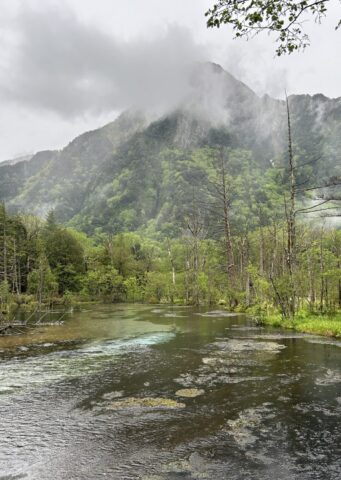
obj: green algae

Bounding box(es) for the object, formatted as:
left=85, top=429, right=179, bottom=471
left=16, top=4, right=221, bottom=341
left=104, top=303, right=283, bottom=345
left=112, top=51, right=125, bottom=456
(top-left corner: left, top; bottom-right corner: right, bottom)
left=108, top=397, right=186, bottom=410
left=175, top=388, right=205, bottom=398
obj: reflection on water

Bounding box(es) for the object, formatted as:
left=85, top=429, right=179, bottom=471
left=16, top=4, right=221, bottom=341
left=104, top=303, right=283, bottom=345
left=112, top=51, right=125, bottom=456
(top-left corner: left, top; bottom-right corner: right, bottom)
left=0, top=304, right=340, bottom=479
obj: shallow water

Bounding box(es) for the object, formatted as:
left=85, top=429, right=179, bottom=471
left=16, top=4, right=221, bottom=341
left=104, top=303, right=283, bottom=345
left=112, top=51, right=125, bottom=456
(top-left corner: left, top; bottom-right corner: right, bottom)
left=0, top=304, right=340, bottom=479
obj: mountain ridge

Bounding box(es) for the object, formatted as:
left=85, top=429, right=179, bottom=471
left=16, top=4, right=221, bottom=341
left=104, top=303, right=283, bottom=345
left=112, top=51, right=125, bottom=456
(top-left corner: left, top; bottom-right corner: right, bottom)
left=1, top=62, right=340, bottom=234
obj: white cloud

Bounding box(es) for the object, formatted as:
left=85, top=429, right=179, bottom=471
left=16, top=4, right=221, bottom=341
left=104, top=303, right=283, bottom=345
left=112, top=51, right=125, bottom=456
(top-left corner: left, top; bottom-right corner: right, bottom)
left=0, top=0, right=340, bottom=160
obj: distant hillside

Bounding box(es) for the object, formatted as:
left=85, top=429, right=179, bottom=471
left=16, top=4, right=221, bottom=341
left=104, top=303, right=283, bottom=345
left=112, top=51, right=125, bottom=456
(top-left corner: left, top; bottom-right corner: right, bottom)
left=1, top=62, right=340, bottom=234
left=1, top=154, right=33, bottom=166
left=0, top=111, right=146, bottom=221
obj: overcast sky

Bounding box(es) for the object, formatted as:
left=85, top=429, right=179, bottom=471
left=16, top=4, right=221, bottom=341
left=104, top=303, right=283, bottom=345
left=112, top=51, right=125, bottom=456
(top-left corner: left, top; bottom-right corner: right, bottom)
left=1, top=0, right=340, bottom=162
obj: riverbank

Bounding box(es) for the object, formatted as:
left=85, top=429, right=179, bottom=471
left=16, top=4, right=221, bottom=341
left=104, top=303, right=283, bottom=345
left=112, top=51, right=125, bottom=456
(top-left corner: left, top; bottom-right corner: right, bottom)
left=258, top=311, right=341, bottom=338
left=2, top=293, right=341, bottom=339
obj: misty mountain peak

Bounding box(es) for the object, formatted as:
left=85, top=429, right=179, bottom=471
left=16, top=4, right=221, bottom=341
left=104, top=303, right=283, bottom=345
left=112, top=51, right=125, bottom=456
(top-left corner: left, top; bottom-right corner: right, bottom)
left=1, top=67, right=339, bottom=231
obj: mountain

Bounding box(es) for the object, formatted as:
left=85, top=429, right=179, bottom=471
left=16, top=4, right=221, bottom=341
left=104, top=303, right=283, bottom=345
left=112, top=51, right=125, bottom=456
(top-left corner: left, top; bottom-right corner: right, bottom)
left=1, top=62, right=340, bottom=235
left=0, top=110, right=146, bottom=221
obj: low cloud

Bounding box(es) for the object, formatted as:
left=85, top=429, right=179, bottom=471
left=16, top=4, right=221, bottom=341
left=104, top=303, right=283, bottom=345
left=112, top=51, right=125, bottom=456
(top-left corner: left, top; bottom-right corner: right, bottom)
left=0, top=5, right=206, bottom=117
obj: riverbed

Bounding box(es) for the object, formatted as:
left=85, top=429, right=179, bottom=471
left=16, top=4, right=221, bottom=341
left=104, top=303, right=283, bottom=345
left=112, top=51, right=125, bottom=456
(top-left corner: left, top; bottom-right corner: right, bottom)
left=0, top=304, right=340, bottom=479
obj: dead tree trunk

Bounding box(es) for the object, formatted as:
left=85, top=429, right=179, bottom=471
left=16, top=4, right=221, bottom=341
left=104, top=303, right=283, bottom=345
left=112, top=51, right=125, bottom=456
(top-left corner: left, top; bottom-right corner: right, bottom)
left=285, top=95, right=297, bottom=318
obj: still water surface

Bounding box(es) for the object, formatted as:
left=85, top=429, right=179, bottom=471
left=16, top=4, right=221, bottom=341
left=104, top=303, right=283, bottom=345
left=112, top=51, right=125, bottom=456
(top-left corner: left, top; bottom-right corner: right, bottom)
left=0, top=304, right=340, bottom=479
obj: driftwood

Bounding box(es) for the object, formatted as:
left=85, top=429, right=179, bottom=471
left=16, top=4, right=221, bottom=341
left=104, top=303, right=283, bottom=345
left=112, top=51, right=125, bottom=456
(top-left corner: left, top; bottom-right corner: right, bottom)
left=0, top=309, right=71, bottom=335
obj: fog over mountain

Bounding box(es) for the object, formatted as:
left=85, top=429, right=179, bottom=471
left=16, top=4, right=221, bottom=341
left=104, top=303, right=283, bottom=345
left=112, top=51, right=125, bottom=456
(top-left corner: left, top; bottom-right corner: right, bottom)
left=1, top=9, right=205, bottom=116
left=1, top=62, right=340, bottom=234
left=1, top=0, right=341, bottom=161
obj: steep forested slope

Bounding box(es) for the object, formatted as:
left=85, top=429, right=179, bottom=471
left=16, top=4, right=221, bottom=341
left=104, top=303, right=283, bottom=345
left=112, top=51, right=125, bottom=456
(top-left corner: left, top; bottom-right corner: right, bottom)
left=1, top=111, right=146, bottom=221
left=1, top=62, right=340, bottom=234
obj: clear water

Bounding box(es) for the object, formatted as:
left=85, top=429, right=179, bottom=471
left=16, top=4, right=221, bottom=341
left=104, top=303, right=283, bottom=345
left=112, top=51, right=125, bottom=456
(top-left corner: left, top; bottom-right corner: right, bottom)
left=0, top=304, right=340, bottom=479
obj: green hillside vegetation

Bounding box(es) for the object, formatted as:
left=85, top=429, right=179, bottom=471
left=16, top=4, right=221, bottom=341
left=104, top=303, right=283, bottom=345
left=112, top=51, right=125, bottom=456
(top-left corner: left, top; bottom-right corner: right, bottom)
left=1, top=64, right=340, bottom=234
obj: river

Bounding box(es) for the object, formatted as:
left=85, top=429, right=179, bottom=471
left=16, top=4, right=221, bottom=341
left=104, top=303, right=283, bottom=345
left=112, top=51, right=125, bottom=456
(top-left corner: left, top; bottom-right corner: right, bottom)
left=0, top=304, right=340, bottom=479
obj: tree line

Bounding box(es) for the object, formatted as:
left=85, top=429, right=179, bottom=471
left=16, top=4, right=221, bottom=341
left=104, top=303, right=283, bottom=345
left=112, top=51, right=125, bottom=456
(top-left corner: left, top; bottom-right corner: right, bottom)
left=0, top=201, right=339, bottom=322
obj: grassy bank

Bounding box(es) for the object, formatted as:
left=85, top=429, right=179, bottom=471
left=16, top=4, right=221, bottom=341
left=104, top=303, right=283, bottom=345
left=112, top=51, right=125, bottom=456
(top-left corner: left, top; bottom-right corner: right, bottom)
left=2, top=290, right=341, bottom=339
left=257, top=311, right=341, bottom=338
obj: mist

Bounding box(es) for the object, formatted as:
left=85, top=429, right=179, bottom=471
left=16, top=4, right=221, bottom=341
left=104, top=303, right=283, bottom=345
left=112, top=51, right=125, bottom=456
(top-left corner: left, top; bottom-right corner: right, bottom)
left=1, top=0, right=340, bottom=161
left=0, top=5, right=206, bottom=118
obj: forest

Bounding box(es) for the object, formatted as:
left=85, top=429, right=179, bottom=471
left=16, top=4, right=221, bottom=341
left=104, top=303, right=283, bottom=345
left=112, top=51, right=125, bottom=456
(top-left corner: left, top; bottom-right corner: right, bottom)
left=1, top=135, right=340, bottom=336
